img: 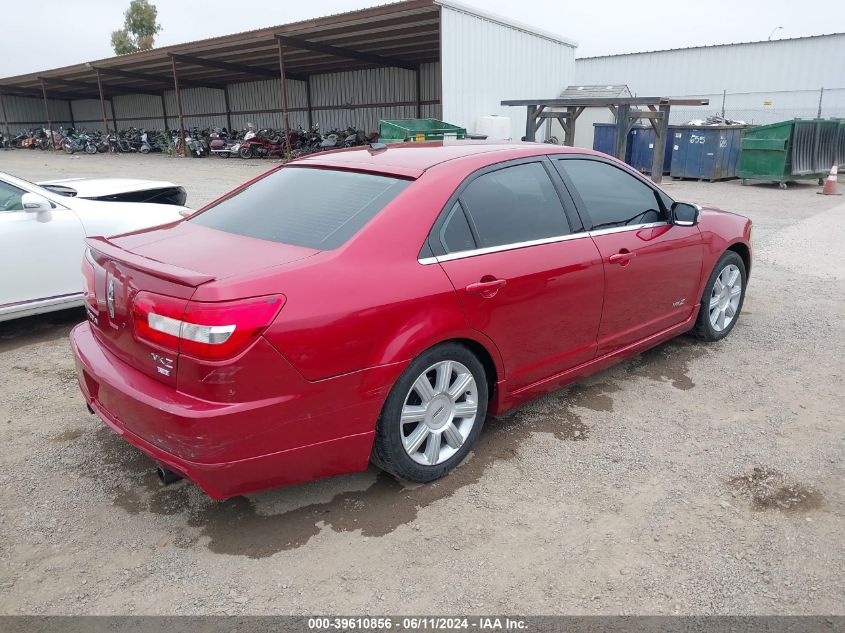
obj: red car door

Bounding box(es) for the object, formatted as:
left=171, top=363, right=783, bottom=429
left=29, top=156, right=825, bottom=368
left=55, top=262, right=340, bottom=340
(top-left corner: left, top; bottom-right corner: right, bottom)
left=555, top=157, right=704, bottom=356
left=427, top=159, right=604, bottom=393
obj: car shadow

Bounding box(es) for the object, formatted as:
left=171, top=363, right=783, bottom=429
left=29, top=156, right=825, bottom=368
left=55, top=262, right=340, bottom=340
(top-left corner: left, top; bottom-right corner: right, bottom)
left=0, top=307, right=85, bottom=353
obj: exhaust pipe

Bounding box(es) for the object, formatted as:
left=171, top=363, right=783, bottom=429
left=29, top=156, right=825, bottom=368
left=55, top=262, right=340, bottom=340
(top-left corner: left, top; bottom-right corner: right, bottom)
left=156, top=465, right=183, bottom=485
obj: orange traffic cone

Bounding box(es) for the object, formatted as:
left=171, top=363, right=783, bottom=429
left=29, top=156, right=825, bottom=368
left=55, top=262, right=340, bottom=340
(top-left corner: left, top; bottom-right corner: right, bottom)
left=818, top=164, right=842, bottom=195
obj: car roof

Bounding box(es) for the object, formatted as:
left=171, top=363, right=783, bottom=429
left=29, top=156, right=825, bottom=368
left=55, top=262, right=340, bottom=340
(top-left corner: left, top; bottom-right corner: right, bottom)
left=290, top=141, right=601, bottom=178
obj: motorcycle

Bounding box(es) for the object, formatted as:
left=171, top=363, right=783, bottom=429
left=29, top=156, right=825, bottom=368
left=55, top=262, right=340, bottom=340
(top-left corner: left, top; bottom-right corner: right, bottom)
left=92, top=131, right=110, bottom=153
left=112, top=128, right=141, bottom=153
left=238, top=130, right=285, bottom=159
left=37, top=128, right=64, bottom=151
left=209, top=128, right=240, bottom=158
left=62, top=129, right=97, bottom=155
left=341, top=126, right=377, bottom=148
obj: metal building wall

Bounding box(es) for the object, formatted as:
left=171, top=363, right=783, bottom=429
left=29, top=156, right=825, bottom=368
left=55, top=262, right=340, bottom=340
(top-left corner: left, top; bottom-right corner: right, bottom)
left=310, top=63, right=439, bottom=132
left=71, top=99, right=106, bottom=130
left=439, top=3, right=575, bottom=140
left=112, top=93, right=166, bottom=131
left=54, top=60, right=440, bottom=137
left=228, top=78, right=308, bottom=130
left=163, top=87, right=227, bottom=130
left=575, top=34, right=845, bottom=125
left=1, top=94, right=72, bottom=130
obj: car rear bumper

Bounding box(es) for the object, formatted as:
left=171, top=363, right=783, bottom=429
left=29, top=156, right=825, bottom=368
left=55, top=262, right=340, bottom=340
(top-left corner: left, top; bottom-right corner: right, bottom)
left=70, top=322, right=400, bottom=499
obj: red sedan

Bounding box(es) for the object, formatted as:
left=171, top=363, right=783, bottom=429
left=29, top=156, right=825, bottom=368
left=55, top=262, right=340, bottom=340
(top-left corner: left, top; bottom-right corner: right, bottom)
left=71, top=142, right=752, bottom=499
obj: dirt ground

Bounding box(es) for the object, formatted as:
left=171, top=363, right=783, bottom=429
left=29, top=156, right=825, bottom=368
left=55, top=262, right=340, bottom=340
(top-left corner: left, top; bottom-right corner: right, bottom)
left=0, top=150, right=843, bottom=616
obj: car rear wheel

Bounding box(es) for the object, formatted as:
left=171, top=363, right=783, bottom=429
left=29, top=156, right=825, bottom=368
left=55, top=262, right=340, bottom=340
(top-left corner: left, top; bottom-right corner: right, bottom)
left=372, top=343, right=487, bottom=482
left=692, top=250, right=747, bottom=341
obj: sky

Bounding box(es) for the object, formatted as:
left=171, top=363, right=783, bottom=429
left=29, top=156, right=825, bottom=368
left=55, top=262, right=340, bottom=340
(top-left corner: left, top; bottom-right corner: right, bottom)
left=0, top=0, right=842, bottom=77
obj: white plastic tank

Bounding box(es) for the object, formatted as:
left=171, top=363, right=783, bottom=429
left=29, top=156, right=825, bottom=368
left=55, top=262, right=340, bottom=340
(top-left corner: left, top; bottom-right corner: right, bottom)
left=476, top=115, right=511, bottom=141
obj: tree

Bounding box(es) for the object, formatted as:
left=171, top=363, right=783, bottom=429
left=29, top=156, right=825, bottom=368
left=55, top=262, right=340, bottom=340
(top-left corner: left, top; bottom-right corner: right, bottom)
left=111, top=0, right=161, bottom=55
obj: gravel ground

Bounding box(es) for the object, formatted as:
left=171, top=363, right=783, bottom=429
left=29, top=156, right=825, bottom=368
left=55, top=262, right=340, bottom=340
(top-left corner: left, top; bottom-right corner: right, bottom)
left=0, top=150, right=843, bottom=615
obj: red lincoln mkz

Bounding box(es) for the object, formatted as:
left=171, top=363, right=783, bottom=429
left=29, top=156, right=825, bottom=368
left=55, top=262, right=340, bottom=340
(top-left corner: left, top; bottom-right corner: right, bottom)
left=71, top=142, right=752, bottom=499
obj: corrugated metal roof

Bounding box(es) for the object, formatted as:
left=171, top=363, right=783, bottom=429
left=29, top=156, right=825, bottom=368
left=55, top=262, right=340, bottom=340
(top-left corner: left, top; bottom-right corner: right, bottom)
left=0, top=0, right=441, bottom=100
left=559, top=84, right=632, bottom=99
left=435, top=0, right=576, bottom=47
left=576, top=32, right=844, bottom=60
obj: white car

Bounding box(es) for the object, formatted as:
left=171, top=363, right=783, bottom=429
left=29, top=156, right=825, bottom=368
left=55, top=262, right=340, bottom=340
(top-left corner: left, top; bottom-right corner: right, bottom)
left=36, top=177, right=187, bottom=206
left=0, top=171, right=190, bottom=322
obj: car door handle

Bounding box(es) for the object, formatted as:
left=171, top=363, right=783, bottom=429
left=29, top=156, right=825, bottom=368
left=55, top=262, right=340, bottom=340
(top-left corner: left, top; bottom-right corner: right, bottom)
left=466, top=278, right=507, bottom=298
left=608, top=251, right=636, bottom=265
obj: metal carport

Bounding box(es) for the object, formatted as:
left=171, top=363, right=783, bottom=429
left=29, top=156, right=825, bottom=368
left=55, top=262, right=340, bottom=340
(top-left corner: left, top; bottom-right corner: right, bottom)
left=0, top=0, right=577, bottom=149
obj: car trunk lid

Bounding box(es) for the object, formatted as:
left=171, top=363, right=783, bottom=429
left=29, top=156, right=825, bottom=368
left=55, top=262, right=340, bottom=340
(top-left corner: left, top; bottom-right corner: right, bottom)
left=83, top=223, right=316, bottom=384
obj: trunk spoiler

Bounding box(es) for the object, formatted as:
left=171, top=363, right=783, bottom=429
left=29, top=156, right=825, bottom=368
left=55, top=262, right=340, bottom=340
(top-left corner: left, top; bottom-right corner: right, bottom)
left=86, top=236, right=216, bottom=287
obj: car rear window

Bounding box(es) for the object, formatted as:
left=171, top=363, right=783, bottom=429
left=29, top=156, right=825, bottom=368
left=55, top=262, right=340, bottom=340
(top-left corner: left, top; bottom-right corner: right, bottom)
left=190, top=166, right=410, bottom=249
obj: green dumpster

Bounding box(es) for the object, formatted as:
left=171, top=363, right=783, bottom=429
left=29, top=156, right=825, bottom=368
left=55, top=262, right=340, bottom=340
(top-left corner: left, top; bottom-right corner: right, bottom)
left=738, top=119, right=840, bottom=189
left=378, top=119, right=467, bottom=143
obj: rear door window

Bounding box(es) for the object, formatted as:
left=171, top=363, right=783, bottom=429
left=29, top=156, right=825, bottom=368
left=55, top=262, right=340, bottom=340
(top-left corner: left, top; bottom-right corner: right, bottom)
left=459, top=162, right=570, bottom=249
left=191, top=167, right=410, bottom=249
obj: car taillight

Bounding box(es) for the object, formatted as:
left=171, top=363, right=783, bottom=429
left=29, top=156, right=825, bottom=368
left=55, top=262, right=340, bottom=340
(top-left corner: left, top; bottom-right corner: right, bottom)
left=133, top=292, right=187, bottom=353
left=132, top=292, right=285, bottom=360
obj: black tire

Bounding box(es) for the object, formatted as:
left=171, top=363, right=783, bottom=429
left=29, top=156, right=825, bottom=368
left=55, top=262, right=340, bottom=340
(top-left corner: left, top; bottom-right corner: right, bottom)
left=372, top=342, right=488, bottom=482
left=238, top=146, right=253, bottom=159
left=691, top=250, right=747, bottom=342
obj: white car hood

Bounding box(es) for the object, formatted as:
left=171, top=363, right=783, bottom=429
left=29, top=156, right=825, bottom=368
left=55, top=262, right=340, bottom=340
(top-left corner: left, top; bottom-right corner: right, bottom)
left=36, top=177, right=180, bottom=198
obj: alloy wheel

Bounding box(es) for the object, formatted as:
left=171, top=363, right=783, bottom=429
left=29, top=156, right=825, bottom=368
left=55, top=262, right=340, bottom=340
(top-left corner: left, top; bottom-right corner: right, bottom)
left=400, top=360, right=479, bottom=466
left=709, top=263, right=742, bottom=332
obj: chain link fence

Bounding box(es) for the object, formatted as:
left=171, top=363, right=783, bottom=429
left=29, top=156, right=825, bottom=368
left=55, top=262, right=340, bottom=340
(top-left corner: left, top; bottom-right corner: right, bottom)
left=668, top=87, right=845, bottom=125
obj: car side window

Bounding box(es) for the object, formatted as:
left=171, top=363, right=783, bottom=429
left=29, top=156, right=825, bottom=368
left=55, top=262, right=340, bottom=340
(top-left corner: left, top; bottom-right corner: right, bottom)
left=558, top=159, right=666, bottom=230
left=439, top=201, right=476, bottom=254
left=0, top=180, right=25, bottom=212
left=459, top=162, right=570, bottom=249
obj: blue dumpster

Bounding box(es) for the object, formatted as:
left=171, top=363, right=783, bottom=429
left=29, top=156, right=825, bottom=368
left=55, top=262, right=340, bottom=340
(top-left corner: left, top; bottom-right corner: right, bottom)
left=629, top=125, right=676, bottom=174
left=592, top=123, right=632, bottom=163
left=670, top=126, right=747, bottom=181
left=594, top=123, right=673, bottom=173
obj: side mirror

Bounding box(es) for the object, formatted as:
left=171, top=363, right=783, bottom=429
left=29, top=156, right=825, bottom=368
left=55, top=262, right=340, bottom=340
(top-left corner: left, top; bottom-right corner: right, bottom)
left=21, top=193, right=53, bottom=213
left=672, top=201, right=701, bottom=227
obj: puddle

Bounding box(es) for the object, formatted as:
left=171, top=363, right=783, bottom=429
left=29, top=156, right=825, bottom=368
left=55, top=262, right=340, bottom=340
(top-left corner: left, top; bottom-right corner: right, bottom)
left=727, top=466, right=823, bottom=513
left=627, top=338, right=705, bottom=390
left=91, top=380, right=618, bottom=558
left=52, top=428, right=85, bottom=442
left=91, top=428, right=194, bottom=515
left=186, top=381, right=617, bottom=558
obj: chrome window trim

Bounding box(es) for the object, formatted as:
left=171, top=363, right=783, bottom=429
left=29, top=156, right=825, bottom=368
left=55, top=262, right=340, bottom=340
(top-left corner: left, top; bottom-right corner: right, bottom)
left=588, top=221, right=669, bottom=237
left=418, top=222, right=671, bottom=265
left=418, top=231, right=590, bottom=264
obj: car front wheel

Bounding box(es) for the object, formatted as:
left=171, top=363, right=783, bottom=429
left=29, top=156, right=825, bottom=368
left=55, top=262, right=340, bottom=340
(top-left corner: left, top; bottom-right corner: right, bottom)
left=372, top=343, right=488, bottom=482
left=692, top=250, right=747, bottom=341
